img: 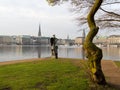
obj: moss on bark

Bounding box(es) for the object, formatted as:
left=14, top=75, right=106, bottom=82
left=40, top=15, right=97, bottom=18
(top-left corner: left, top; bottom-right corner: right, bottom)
left=83, top=0, right=106, bottom=85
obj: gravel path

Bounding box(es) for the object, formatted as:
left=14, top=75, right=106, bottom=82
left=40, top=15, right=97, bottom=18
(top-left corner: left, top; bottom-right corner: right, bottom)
left=102, top=60, right=120, bottom=89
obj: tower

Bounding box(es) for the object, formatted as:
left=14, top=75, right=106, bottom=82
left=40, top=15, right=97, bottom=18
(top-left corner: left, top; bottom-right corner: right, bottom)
left=38, top=24, right=41, bottom=37
left=82, top=29, right=85, bottom=44
left=82, top=29, right=85, bottom=38
left=67, top=34, right=69, bottom=40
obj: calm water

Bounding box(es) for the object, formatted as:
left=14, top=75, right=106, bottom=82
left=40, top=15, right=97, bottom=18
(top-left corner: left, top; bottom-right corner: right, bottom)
left=0, top=45, right=120, bottom=62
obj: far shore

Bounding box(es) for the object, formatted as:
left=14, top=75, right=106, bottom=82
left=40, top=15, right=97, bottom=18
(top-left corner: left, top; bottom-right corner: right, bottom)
left=0, top=57, right=116, bottom=66
left=0, top=57, right=51, bottom=65
left=0, top=57, right=78, bottom=65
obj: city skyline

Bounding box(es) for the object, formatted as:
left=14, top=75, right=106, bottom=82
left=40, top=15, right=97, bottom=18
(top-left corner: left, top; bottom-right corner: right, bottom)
left=0, top=0, right=78, bottom=39
left=0, top=0, right=119, bottom=39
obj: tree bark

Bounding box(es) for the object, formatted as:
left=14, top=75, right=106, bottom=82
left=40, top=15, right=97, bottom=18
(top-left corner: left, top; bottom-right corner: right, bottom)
left=83, top=0, right=106, bottom=85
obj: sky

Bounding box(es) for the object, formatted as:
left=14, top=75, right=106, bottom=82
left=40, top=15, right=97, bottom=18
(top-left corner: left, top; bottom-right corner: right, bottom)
left=0, top=0, right=119, bottom=39
left=0, top=0, right=80, bottom=39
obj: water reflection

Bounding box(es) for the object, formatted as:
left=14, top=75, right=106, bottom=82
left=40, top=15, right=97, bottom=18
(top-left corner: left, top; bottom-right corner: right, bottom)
left=37, top=45, right=41, bottom=58
left=0, top=45, right=119, bottom=62
left=102, top=47, right=120, bottom=60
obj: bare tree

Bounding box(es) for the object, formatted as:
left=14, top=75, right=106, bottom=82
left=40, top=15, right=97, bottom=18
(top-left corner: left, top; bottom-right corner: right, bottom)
left=83, top=0, right=106, bottom=85
left=71, top=0, right=120, bottom=29
left=46, top=0, right=120, bottom=85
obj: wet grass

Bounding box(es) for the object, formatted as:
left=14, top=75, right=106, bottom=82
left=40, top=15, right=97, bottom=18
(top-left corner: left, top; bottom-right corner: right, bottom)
left=0, top=58, right=89, bottom=90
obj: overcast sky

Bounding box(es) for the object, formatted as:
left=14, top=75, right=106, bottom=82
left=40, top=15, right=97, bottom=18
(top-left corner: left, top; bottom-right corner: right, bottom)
left=0, top=0, right=80, bottom=39
left=0, top=0, right=119, bottom=39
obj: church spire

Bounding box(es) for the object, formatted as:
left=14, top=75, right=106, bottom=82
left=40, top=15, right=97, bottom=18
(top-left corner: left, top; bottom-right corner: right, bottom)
left=67, top=34, right=69, bottom=39
left=38, top=24, right=41, bottom=37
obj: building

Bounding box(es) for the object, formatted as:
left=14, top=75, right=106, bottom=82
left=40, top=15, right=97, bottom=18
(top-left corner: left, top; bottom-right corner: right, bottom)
left=11, top=35, right=17, bottom=44
left=75, top=30, right=85, bottom=46
left=107, top=35, right=120, bottom=47
left=36, top=36, right=50, bottom=45
left=93, top=36, right=107, bottom=47
left=15, top=35, right=32, bottom=45
left=75, top=37, right=83, bottom=45
left=38, top=24, right=41, bottom=37
left=16, top=36, right=22, bottom=45
left=22, top=35, right=31, bottom=45
left=0, top=35, right=12, bottom=45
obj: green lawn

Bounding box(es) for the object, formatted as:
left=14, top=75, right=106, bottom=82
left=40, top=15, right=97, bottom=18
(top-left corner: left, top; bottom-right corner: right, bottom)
left=115, top=61, right=120, bottom=68
left=0, top=58, right=89, bottom=90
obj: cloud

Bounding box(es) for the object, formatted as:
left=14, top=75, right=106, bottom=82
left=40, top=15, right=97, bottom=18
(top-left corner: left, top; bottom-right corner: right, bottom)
left=0, top=0, right=78, bottom=38
left=0, top=0, right=72, bottom=18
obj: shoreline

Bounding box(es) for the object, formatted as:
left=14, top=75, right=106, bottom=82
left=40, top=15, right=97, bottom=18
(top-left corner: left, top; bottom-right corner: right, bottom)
left=0, top=57, right=50, bottom=65
left=0, top=57, right=117, bottom=66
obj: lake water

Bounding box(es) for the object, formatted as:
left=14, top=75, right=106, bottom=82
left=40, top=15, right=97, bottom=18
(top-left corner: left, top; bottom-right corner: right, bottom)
left=0, top=45, right=120, bottom=62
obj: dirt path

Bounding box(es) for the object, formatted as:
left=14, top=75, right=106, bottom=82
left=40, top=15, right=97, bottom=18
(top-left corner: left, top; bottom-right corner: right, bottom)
left=102, top=60, right=120, bottom=89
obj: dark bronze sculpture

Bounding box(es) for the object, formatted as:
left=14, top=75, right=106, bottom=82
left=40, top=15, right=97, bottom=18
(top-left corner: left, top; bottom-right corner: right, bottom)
left=50, top=35, right=58, bottom=59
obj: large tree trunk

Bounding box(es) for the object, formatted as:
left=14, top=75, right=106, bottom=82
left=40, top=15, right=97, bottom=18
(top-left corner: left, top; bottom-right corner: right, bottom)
left=83, top=0, right=106, bottom=85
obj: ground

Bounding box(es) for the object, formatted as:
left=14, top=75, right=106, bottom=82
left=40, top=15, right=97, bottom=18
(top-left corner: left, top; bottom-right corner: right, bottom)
left=102, top=60, right=120, bottom=89
left=0, top=58, right=120, bottom=89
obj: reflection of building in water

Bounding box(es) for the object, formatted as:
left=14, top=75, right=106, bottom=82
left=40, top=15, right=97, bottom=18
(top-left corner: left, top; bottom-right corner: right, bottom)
left=37, top=46, right=41, bottom=58
left=106, top=47, right=120, bottom=60
left=15, top=45, right=22, bottom=55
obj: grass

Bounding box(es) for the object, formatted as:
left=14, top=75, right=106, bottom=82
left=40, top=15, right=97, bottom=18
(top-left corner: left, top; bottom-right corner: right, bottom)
left=0, top=58, right=119, bottom=90
left=0, top=58, right=89, bottom=90
left=115, top=61, right=120, bottom=68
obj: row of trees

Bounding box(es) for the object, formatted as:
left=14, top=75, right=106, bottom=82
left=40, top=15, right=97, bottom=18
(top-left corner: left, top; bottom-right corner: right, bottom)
left=46, top=0, right=120, bottom=85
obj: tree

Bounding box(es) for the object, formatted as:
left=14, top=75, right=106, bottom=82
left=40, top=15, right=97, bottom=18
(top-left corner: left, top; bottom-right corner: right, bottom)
left=83, top=0, right=106, bottom=85
left=71, top=0, right=120, bottom=29
left=46, top=0, right=107, bottom=85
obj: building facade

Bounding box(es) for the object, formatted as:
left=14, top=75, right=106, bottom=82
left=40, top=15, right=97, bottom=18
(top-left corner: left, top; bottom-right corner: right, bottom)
left=0, top=35, right=12, bottom=45
left=75, top=37, right=83, bottom=45
left=107, top=35, right=120, bottom=47
left=93, top=36, right=107, bottom=47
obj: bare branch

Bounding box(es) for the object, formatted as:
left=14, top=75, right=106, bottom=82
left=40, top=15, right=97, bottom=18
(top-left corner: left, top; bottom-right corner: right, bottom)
left=100, top=7, right=120, bottom=18
left=96, top=19, right=120, bottom=22
left=102, top=2, right=120, bottom=6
